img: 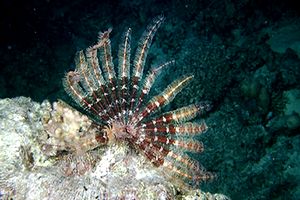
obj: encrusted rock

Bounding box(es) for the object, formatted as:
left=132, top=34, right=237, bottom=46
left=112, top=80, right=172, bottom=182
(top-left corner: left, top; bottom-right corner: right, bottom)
left=0, top=97, right=229, bottom=199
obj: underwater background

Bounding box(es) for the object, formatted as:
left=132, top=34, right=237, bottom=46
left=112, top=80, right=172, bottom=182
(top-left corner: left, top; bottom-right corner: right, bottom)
left=0, top=0, right=299, bottom=199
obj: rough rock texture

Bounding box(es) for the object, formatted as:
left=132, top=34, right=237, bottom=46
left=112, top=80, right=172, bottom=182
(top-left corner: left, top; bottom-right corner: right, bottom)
left=0, top=97, right=229, bottom=200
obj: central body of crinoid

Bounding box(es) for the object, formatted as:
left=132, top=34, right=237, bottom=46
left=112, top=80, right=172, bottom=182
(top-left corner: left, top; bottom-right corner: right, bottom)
left=104, top=121, right=138, bottom=144
left=63, top=15, right=213, bottom=187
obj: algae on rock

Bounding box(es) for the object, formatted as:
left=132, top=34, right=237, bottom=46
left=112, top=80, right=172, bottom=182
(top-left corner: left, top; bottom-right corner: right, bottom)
left=0, top=97, right=229, bottom=200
